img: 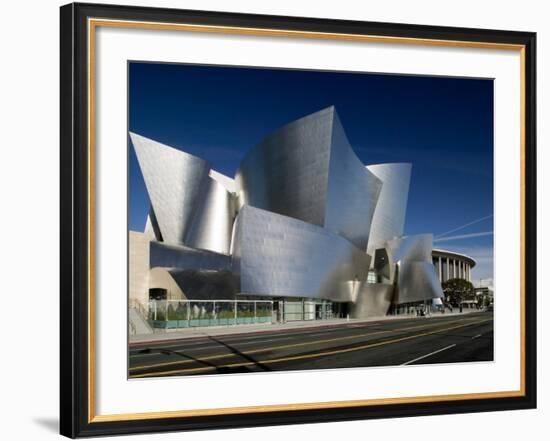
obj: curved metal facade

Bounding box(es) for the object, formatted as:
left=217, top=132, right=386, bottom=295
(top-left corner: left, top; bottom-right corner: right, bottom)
left=235, top=107, right=381, bottom=250
left=130, top=132, right=235, bottom=254
left=236, top=107, right=333, bottom=227
left=185, top=177, right=236, bottom=254
left=366, top=163, right=412, bottom=255
left=232, top=205, right=369, bottom=302
left=149, top=241, right=232, bottom=272
left=130, top=106, right=446, bottom=318
left=324, top=112, right=382, bottom=250
left=386, top=234, right=444, bottom=304
left=130, top=132, right=210, bottom=245
left=351, top=283, right=394, bottom=318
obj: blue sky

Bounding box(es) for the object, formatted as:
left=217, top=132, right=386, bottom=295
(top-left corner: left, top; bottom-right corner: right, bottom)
left=129, top=62, right=494, bottom=282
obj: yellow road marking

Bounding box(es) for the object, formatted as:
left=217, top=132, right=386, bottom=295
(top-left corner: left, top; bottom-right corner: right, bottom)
left=128, top=318, right=486, bottom=372
left=129, top=330, right=388, bottom=371
left=129, top=318, right=479, bottom=372
left=130, top=318, right=491, bottom=378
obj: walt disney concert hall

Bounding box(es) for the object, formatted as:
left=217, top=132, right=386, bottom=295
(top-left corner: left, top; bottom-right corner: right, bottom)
left=129, top=106, right=445, bottom=322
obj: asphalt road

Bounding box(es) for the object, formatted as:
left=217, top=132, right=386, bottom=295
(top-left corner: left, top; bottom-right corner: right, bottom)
left=128, top=312, right=493, bottom=378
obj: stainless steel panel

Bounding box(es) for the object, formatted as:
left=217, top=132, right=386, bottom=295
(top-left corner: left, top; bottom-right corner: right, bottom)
left=184, top=177, right=236, bottom=254
left=386, top=234, right=444, bottom=304
left=232, top=205, right=370, bottom=302
left=144, top=206, right=163, bottom=241
left=130, top=132, right=211, bottom=245
left=324, top=111, right=382, bottom=250
left=130, top=133, right=235, bottom=253
left=395, top=261, right=444, bottom=304
left=235, top=107, right=333, bottom=227
left=149, top=241, right=232, bottom=272
left=167, top=269, right=238, bottom=300
left=366, top=163, right=412, bottom=255
left=130, top=109, right=441, bottom=314
left=209, top=169, right=236, bottom=193
left=235, top=107, right=381, bottom=250
left=350, top=283, right=394, bottom=318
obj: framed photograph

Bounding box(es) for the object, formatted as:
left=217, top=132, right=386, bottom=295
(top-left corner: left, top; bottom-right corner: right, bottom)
left=60, top=2, right=536, bottom=438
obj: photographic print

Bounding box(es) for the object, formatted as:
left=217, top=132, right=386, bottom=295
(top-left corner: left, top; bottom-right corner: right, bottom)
left=60, top=4, right=535, bottom=436
left=127, top=63, right=495, bottom=379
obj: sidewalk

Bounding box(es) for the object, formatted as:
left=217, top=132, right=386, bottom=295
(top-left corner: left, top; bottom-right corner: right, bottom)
left=130, top=308, right=483, bottom=345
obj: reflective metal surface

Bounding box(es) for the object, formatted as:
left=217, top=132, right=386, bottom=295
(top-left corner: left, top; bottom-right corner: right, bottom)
left=144, top=207, right=162, bottom=241
left=185, top=177, right=236, bottom=254
left=130, top=132, right=235, bottom=253
left=235, top=107, right=381, bottom=250
left=366, top=163, right=412, bottom=255
left=150, top=241, right=232, bottom=272
left=209, top=169, right=236, bottom=193
left=130, top=107, right=443, bottom=317
left=351, top=283, right=394, bottom=318
left=373, top=247, right=392, bottom=282
left=232, top=205, right=369, bottom=302
left=130, top=132, right=210, bottom=245
left=324, top=111, right=382, bottom=250
left=167, top=270, right=238, bottom=300
left=386, top=234, right=444, bottom=304
left=235, top=107, right=333, bottom=226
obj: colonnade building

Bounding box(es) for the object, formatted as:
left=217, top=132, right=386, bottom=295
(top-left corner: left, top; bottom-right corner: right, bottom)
left=431, top=249, right=476, bottom=283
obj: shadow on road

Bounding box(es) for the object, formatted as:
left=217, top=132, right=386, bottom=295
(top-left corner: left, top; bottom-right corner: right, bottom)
left=207, top=335, right=273, bottom=373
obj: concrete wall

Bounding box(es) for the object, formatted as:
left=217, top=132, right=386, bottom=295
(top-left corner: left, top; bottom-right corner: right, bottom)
left=128, top=231, right=150, bottom=309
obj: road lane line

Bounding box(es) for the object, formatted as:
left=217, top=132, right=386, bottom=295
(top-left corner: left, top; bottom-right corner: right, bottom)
left=130, top=318, right=491, bottom=377
left=130, top=326, right=355, bottom=350
left=400, top=344, right=457, bottom=365
left=131, top=332, right=293, bottom=349
left=129, top=337, right=294, bottom=357
left=129, top=318, right=485, bottom=370
left=472, top=334, right=482, bottom=340
left=129, top=330, right=391, bottom=371
left=130, top=317, right=481, bottom=356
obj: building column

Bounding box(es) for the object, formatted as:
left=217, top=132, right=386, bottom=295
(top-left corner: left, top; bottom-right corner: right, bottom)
left=446, top=257, right=450, bottom=281
left=460, top=261, right=463, bottom=279
left=438, top=256, right=442, bottom=281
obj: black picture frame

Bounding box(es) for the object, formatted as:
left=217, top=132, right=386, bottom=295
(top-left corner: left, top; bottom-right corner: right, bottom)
left=60, top=2, right=537, bottom=438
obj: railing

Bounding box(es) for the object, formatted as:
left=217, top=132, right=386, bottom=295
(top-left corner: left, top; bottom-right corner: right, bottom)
left=148, top=299, right=274, bottom=330
left=129, top=299, right=154, bottom=334
left=130, top=298, right=149, bottom=319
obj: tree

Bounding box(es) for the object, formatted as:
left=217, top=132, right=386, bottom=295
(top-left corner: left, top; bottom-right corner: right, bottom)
left=441, top=278, right=474, bottom=307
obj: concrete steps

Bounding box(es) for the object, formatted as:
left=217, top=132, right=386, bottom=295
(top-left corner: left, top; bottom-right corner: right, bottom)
left=129, top=307, right=153, bottom=335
